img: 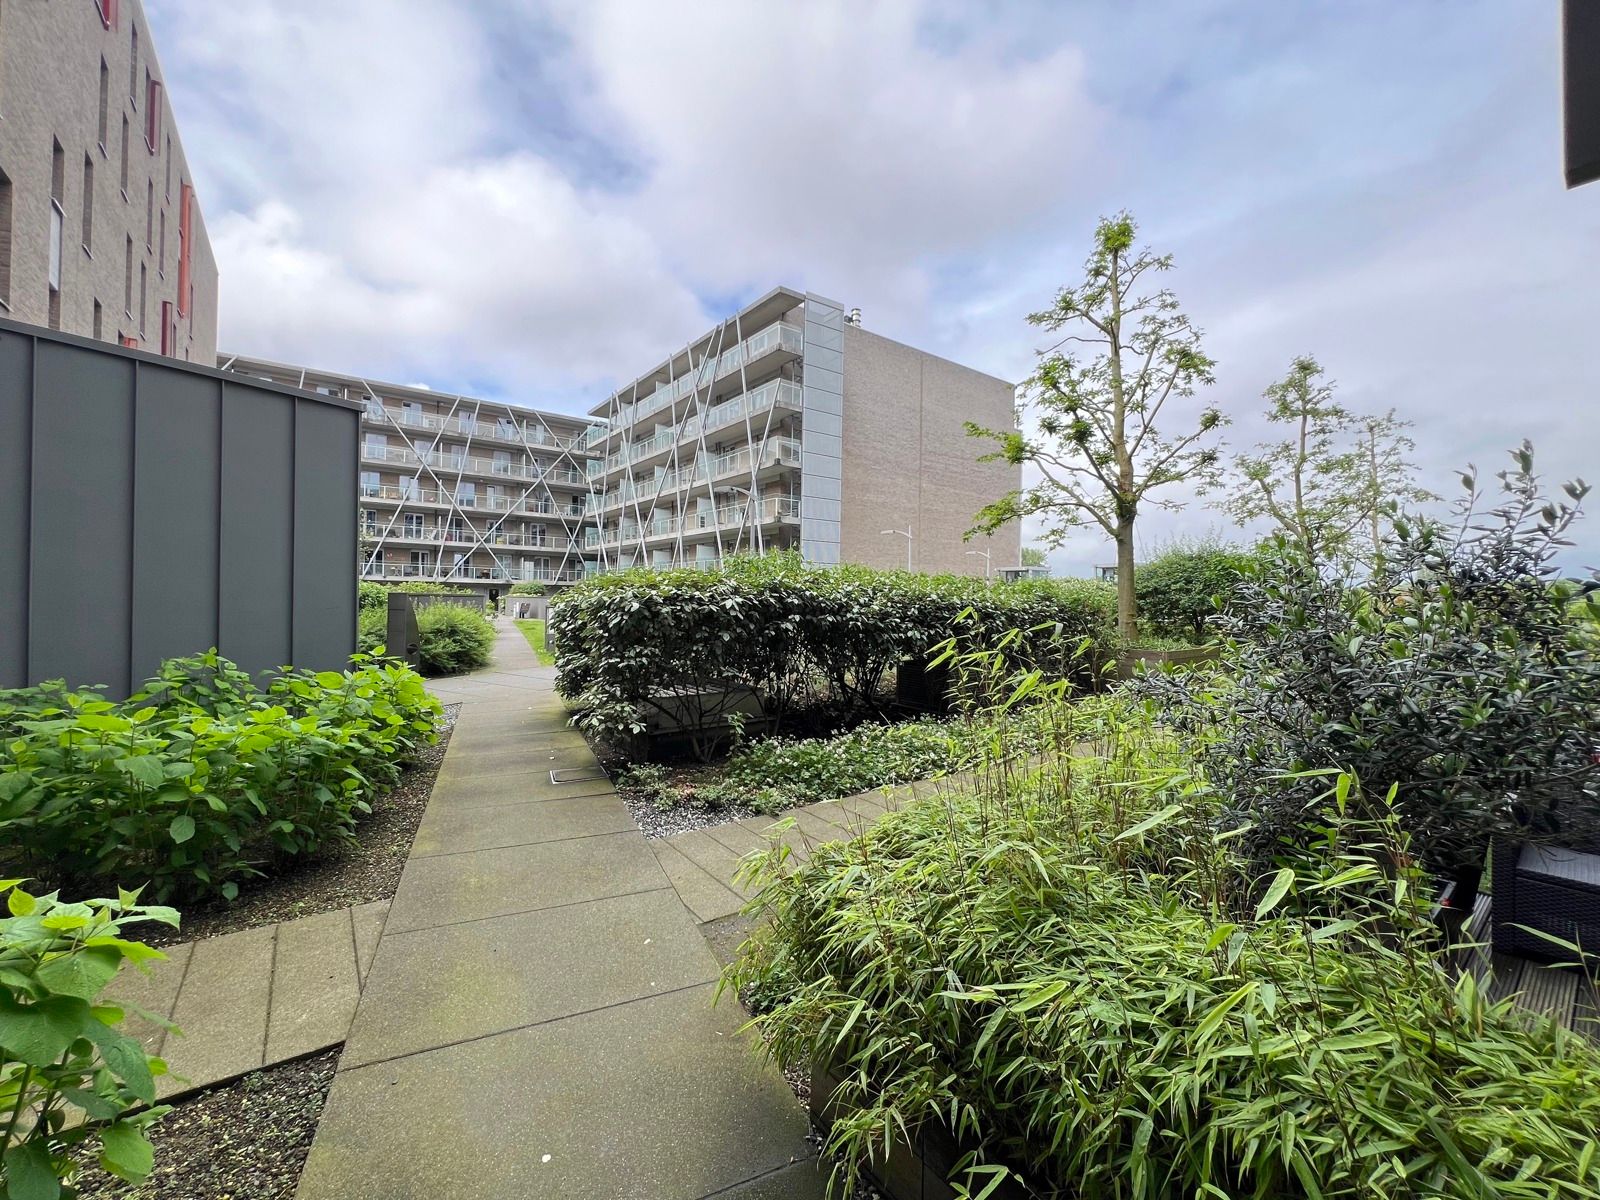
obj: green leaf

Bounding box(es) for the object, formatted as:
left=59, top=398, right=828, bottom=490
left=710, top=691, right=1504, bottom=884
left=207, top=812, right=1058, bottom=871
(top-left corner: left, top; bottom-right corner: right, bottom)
left=7, top=886, right=37, bottom=917
left=0, top=992, right=92, bottom=1066
left=2, top=1141, right=61, bottom=1200
left=99, top=1122, right=156, bottom=1184
left=168, top=814, right=197, bottom=844
left=1113, top=804, right=1182, bottom=843
left=35, top=945, right=123, bottom=1000
left=85, top=1023, right=157, bottom=1103
left=1255, top=868, right=1296, bottom=921
left=114, top=756, right=166, bottom=789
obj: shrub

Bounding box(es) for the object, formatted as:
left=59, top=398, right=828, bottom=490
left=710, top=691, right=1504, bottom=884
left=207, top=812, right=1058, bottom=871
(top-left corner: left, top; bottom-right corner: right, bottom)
left=357, top=605, right=386, bottom=655
left=1, top=882, right=179, bottom=1196
left=1142, top=444, right=1600, bottom=882
left=728, top=711, right=1600, bottom=1199
left=414, top=605, right=495, bottom=676
left=508, top=582, right=547, bottom=596
left=1133, top=539, right=1258, bottom=643
left=357, top=581, right=388, bottom=612
left=0, top=651, right=441, bottom=902
left=550, top=553, right=1117, bottom=757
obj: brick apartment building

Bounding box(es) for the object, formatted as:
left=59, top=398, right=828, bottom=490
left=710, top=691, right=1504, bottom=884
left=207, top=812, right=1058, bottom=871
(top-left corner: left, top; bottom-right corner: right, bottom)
left=0, top=0, right=217, bottom=359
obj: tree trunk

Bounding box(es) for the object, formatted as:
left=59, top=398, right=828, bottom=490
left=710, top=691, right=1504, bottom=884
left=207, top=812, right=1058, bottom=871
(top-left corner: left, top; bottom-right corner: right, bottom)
left=1115, top=521, right=1137, bottom=642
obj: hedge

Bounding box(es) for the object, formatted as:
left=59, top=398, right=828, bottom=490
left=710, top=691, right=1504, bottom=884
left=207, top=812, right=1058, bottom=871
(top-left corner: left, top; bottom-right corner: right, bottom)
left=550, top=553, right=1116, bottom=754
left=357, top=599, right=496, bottom=676
left=0, top=650, right=441, bottom=902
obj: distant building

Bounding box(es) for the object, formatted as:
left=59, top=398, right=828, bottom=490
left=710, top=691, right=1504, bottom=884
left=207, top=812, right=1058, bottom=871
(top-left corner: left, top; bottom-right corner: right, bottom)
left=0, top=0, right=218, bottom=358
left=220, top=355, right=601, bottom=594
left=998, top=565, right=1051, bottom=584
left=586, top=286, right=1020, bottom=576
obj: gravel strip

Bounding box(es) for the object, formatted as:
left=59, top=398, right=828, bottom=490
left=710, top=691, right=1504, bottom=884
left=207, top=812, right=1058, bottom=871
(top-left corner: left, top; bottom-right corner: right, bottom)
left=151, top=704, right=459, bottom=945
left=618, top=788, right=765, bottom=839
left=72, top=1049, right=338, bottom=1200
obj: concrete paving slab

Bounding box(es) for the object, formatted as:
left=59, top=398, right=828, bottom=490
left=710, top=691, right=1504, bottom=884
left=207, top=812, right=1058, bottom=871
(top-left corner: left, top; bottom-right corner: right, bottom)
left=341, top=888, right=714, bottom=1067
left=299, top=985, right=813, bottom=1200
left=651, top=840, right=745, bottom=924
left=265, top=908, right=363, bottom=1064
left=701, top=819, right=771, bottom=859
left=352, top=901, right=387, bottom=984
left=161, top=925, right=276, bottom=1096
left=433, top=737, right=599, bottom=783
left=424, top=770, right=616, bottom=810
left=111, top=940, right=191, bottom=1057
left=384, top=831, right=667, bottom=933
left=789, top=807, right=852, bottom=848
left=709, top=1160, right=829, bottom=1199
left=412, top=792, right=636, bottom=857
left=736, top=819, right=813, bottom=868
left=670, top=829, right=751, bottom=895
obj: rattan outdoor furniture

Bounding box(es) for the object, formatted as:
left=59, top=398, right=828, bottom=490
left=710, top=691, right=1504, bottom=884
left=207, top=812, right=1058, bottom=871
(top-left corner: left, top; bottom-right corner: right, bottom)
left=1491, top=839, right=1600, bottom=963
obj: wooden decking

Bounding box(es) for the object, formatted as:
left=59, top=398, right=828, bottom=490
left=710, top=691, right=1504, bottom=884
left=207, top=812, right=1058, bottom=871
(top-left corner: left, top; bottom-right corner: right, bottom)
left=1456, top=893, right=1600, bottom=1035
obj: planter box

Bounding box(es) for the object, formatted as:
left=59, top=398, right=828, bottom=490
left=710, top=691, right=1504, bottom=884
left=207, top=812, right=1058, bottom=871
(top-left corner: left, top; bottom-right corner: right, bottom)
left=895, top=656, right=953, bottom=714
left=632, top=686, right=770, bottom=760
left=1114, top=645, right=1217, bottom=679
left=810, top=1060, right=1030, bottom=1200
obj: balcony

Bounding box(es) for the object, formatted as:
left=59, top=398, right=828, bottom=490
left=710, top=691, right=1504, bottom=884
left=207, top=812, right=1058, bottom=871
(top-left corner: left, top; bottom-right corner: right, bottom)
left=361, top=560, right=590, bottom=585
left=359, top=482, right=586, bottom=519
left=364, top=405, right=599, bottom=454
left=363, top=524, right=558, bottom=550
left=596, top=380, right=803, bottom=481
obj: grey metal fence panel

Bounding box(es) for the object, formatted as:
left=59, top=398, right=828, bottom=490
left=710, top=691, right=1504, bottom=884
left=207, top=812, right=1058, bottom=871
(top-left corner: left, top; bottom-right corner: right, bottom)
left=0, top=332, right=33, bottom=689
left=132, top=361, right=223, bottom=675
left=0, top=317, right=359, bottom=695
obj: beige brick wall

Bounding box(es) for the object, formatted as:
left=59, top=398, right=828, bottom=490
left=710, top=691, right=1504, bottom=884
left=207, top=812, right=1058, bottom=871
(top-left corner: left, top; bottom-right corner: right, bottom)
left=0, top=0, right=217, bottom=360
left=838, top=326, right=1021, bottom=577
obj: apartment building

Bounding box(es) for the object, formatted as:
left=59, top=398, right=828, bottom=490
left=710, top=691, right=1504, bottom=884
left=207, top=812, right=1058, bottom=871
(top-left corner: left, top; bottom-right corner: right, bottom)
left=220, top=355, right=602, bottom=593
left=587, top=286, right=1020, bottom=576
left=0, top=0, right=218, bottom=358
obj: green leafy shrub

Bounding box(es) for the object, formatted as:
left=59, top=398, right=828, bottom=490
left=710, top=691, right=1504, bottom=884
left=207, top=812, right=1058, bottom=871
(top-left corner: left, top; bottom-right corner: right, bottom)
left=357, top=581, right=388, bottom=612
left=1144, top=444, right=1600, bottom=881
left=508, top=582, right=546, bottom=596
left=0, top=652, right=441, bottom=902
left=729, top=712, right=1600, bottom=1198
left=414, top=605, right=495, bottom=676
left=357, top=605, right=386, bottom=655
left=1133, top=539, right=1259, bottom=643
left=1, top=882, right=179, bottom=1196
left=550, top=553, right=1116, bottom=757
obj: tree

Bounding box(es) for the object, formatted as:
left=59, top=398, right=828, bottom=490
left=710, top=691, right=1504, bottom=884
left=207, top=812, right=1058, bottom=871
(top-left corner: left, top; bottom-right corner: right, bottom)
left=1207, top=357, right=1433, bottom=574
left=968, top=214, right=1225, bottom=641
left=1019, top=546, right=1048, bottom=568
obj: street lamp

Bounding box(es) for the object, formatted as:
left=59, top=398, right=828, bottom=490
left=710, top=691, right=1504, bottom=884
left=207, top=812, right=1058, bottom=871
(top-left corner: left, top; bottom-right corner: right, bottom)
left=964, top=546, right=992, bottom=582
left=880, top=527, right=913, bottom=571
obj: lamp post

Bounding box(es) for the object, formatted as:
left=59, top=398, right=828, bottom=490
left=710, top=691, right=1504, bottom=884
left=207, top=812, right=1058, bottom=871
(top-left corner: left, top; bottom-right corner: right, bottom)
left=964, top=546, right=992, bottom=582
left=880, top=527, right=913, bottom=572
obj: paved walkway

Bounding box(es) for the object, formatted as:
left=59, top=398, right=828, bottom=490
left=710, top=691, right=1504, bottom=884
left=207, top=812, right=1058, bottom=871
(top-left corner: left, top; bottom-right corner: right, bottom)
left=113, top=901, right=388, bottom=1100
left=295, top=622, right=823, bottom=1199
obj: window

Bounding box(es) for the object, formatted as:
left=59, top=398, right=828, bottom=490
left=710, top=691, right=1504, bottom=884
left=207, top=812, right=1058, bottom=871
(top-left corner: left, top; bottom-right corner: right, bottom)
left=159, top=300, right=174, bottom=355
left=456, top=481, right=477, bottom=508
left=145, top=179, right=152, bottom=249
left=403, top=513, right=424, bottom=537
left=93, top=300, right=103, bottom=339
left=364, top=433, right=387, bottom=459
left=119, top=116, right=129, bottom=195
left=145, top=74, right=162, bottom=152
left=362, top=509, right=379, bottom=537
left=123, top=234, right=132, bottom=315
left=48, top=142, right=64, bottom=324
left=164, top=135, right=171, bottom=198
left=360, top=471, right=380, bottom=497
left=492, top=450, right=512, bottom=475
left=96, top=0, right=118, bottom=29
left=176, top=181, right=192, bottom=313
left=365, top=398, right=385, bottom=420
left=119, top=333, right=138, bottom=348
left=81, top=154, right=94, bottom=252
left=400, top=401, right=422, bottom=425
left=0, top=167, right=12, bottom=310
left=97, top=60, right=110, bottom=150
left=399, top=476, right=418, bottom=500
left=157, top=207, right=165, bottom=273
left=129, top=25, right=138, bottom=104
left=138, top=260, right=146, bottom=333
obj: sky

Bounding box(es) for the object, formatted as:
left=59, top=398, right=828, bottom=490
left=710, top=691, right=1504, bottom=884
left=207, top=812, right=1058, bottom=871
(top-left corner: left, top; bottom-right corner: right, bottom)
left=145, top=0, right=1599, bottom=575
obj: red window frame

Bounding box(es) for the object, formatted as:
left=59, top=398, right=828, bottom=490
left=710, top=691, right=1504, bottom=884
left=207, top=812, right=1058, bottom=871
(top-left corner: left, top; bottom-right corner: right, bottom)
left=159, top=301, right=176, bottom=356
left=176, top=182, right=193, bottom=315
left=96, top=0, right=119, bottom=30
left=119, top=333, right=138, bottom=348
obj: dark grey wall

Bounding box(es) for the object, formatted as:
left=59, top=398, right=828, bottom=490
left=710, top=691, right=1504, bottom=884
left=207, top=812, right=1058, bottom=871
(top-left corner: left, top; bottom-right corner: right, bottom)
left=0, top=319, right=359, bottom=696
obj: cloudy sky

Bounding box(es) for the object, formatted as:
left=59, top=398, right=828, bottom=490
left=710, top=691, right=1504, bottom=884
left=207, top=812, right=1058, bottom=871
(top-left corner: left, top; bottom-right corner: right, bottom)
left=146, top=0, right=1598, bottom=574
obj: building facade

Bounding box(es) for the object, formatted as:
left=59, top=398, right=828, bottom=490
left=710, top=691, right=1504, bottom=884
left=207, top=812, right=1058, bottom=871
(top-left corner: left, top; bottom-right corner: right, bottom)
left=587, top=286, right=1020, bottom=576
left=0, top=0, right=218, bottom=359
left=219, top=355, right=602, bottom=593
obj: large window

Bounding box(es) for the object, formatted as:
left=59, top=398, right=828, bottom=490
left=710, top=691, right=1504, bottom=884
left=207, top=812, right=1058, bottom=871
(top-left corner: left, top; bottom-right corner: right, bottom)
left=0, top=167, right=13, bottom=311
left=360, top=471, right=381, bottom=497
left=98, top=60, right=110, bottom=150
left=80, top=154, right=94, bottom=253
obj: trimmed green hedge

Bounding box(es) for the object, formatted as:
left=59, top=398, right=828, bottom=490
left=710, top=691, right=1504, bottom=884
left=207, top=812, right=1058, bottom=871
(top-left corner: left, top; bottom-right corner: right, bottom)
left=1134, top=541, right=1260, bottom=643
left=0, top=650, right=441, bottom=902
left=550, top=553, right=1116, bottom=754
left=356, top=600, right=496, bottom=676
